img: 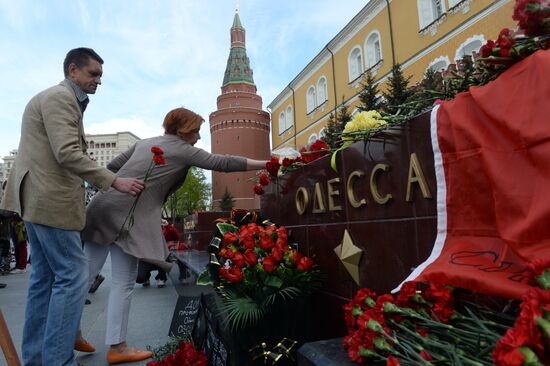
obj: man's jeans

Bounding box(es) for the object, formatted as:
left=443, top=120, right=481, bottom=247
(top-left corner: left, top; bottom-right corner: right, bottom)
left=23, top=221, right=88, bottom=366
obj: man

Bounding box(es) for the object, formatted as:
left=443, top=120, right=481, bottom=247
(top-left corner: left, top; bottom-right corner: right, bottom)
left=0, top=47, right=144, bottom=366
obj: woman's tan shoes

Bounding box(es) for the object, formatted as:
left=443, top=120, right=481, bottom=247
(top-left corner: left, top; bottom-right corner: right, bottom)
left=74, top=339, right=96, bottom=353
left=106, top=347, right=153, bottom=364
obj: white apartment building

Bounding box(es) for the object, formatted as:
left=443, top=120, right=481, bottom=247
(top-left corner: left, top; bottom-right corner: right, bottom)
left=85, top=132, right=140, bottom=168
left=1, top=150, right=18, bottom=186
left=1, top=132, right=140, bottom=185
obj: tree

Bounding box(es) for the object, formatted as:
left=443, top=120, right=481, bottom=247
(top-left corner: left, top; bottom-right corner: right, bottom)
left=164, top=167, right=211, bottom=220
left=321, top=98, right=352, bottom=149
left=358, top=70, right=380, bottom=111
left=382, top=63, right=413, bottom=115
left=219, top=188, right=235, bottom=212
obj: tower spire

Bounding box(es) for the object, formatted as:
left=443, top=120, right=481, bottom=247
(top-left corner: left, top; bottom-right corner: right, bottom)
left=223, top=8, right=253, bottom=86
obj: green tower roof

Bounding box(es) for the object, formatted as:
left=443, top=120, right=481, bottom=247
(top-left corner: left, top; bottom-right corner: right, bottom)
left=222, top=11, right=255, bottom=87
left=232, top=11, right=242, bottom=29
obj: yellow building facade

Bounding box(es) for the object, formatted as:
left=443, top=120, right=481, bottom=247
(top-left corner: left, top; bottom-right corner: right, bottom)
left=268, top=0, right=516, bottom=151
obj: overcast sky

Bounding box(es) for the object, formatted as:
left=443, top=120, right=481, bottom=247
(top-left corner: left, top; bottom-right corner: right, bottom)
left=0, top=0, right=367, bottom=165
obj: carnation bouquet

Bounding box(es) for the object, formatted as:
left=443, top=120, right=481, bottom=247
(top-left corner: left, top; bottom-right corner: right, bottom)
left=343, top=261, right=550, bottom=366
left=198, top=210, right=321, bottom=331
left=251, top=139, right=330, bottom=195
left=146, top=336, right=207, bottom=366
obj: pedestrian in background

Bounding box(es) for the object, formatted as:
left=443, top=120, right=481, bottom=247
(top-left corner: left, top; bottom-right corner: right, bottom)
left=10, top=215, right=28, bottom=273
left=0, top=47, right=144, bottom=366
left=0, top=214, right=11, bottom=274
left=136, top=219, right=179, bottom=288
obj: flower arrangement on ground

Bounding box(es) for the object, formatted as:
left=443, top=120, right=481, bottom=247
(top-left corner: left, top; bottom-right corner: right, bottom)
left=198, top=209, right=321, bottom=331
left=251, top=139, right=330, bottom=195
left=476, top=0, right=550, bottom=81
left=343, top=261, right=550, bottom=366
left=344, top=279, right=516, bottom=365
left=146, top=336, right=207, bottom=366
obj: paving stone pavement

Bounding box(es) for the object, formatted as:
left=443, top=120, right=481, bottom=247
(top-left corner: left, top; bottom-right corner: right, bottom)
left=0, top=255, right=181, bottom=366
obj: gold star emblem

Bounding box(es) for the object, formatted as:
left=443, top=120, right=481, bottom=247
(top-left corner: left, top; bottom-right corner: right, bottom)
left=334, top=229, right=363, bottom=285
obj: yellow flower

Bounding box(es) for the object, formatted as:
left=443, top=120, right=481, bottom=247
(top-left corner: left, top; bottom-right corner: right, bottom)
left=343, top=110, right=387, bottom=141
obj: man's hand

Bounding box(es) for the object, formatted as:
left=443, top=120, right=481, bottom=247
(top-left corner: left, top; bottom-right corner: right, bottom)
left=112, top=177, right=145, bottom=196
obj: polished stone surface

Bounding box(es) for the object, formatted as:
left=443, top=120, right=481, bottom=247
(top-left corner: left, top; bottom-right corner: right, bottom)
left=261, top=112, right=437, bottom=340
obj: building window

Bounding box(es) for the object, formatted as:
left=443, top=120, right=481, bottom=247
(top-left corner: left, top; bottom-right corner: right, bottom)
left=319, top=127, right=327, bottom=139
left=316, top=77, right=327, bottom=106
left=348, top=46, right=363, bottom=82
left=365, top=31, right=382, bottom=69
left=112, top=143, right=116, bottom=148
left=286, top=106, right=294, bottom=130
left=417, top=0, right=445, bottom=29
left=308, top=133, right=318, bottom=145
left=427, top=56, right=450, bottom=73
left=306, top=86, right=316, bottom=113
left=448, top=0, right=462, bottom=7
left=278, top=112, right=286, bottom=135
left=455, top=35, right=485, bottom=60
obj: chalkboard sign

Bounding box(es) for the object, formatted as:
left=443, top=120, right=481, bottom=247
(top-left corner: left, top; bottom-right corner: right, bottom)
left=168, top=295, right=202, bottom=338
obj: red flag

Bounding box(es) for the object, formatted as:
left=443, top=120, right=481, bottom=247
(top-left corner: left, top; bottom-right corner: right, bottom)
left=398, top=50, right=550, bottom=299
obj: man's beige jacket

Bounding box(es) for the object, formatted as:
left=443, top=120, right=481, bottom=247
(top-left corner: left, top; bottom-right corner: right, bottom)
left=0, top=80, right=115, bottom=231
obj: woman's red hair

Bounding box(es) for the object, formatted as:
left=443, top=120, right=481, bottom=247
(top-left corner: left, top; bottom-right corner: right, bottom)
left=162, top=107, right=203, bottom=136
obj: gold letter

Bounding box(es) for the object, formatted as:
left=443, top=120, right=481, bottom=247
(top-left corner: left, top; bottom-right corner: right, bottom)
left=370, top=163, right=393, bottom=205
left=406, top=153, right=432, bottom=201
left=347, top=171, right=367, bottom=208
left=295, top=187, right=309, bottom=215
left=327, top=178, right=342, bottom=211
left=312, top=182, right=326, bottom=213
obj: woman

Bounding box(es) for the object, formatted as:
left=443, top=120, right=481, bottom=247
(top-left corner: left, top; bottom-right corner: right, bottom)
left=80, top=107, right=267, bottom=364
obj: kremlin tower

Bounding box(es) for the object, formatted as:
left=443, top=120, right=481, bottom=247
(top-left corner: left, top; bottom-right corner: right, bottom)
left=209, top=10, right=270, bottom=210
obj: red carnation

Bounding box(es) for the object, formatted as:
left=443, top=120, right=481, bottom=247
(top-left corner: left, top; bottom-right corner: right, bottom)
left=480, top=40, right=497, bottom=58
left=153, top=155, right=166, bottom=165
left=243, top=249, right=257, bottom=266
left=259, top=233, right=274, bottom=250
left=151, top=146, right=164, bottom=155
left=282, top=157, right=294, bottom=167
left=222, top=232, right=238, bottom=245
left=271, top=247, right=284, bottom=262
left=231, top=252, right=246, bottom=267
left=266, top=157, right=280, bottom=177
left=386, top=356, right=401, bottom=366
left=253, top=184, right=264, bottom=195
left=291, top=250, right=303, bottom=264
left=240, top=234, right=255, bottom=250
left=262, top=256, right=276, bottom=272
left=219, top=266, right=243, bottom=283
left=297, top=256, right=314, bottom=271
left=258, top=173, right=270, bottom=186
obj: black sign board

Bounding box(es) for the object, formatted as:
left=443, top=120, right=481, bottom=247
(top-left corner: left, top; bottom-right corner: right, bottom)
left=168, top=295, right=202, bottom=338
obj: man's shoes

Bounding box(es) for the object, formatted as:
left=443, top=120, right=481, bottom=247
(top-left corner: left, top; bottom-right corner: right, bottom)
left=88, top=274, right=105, bottom=293
left=74, top=339, right=96, bottom=353
left=106, top=348, right=153, bottom=364
left=9, top=268, right=26, bottom=274
left=157, top=279, right=166, bottom=288
left=0, top=283, right=6, bottom=288
left=142, top=280, right=150, bottom=287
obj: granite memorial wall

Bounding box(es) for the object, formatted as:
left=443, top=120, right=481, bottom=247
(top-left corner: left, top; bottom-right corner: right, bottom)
left=261, top=112, right=438, bottom=339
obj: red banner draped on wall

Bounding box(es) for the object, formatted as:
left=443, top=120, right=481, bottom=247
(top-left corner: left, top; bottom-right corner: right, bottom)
left=398, top=50, right=550, bottom=299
